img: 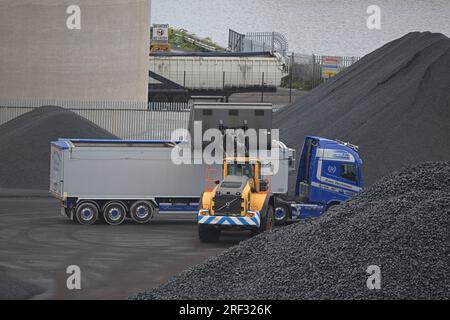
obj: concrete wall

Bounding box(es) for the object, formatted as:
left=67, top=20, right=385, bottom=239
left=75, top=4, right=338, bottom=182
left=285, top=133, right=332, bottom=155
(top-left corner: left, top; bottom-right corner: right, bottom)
left=0, top=0, right=150, bottom=105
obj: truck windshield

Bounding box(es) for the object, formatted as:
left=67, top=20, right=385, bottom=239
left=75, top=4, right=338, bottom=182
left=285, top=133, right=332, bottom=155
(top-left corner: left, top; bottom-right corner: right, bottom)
left=227, top=163, right=254, bottom=178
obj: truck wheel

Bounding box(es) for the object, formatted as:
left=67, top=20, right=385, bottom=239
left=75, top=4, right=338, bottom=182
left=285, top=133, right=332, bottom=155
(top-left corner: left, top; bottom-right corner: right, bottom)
left=130, top=201, right=154, bottom=224
left=198, top=226, right=220, bottom=243
left=274, top=204, right=290, bottom=225
left=103, top=202, right=127, bottom=226
left=75, top=202, right=99, bottom=225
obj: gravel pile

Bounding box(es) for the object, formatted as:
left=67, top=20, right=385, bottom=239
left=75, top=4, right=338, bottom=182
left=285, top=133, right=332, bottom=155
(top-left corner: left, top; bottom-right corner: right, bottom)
left=274, top=32, right=450, bottom=187
left=0, top=106, right=116, bottom=190
left=134, top=161, right=450, bottom=300
left=0, top=271, right=44, bottom=300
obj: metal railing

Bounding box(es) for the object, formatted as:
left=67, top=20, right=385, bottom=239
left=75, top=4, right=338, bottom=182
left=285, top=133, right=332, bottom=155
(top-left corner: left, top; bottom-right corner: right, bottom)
left=245, top=32, right=289, bottom=56
left=0, top=101, right=192, bottom=140
left=228, top=29, right=245, bottom=52
left=0, top=99, right=149, bottom=109
left=312, top=55, right=360, bottom=88
left=228, top=30, right=289, bottom=56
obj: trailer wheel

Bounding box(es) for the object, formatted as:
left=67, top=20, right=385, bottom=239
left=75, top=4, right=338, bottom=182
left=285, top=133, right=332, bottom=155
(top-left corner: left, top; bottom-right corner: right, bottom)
left=75, top=202, right=99, bottom=225
left=130, top=201, right=155, bottom=224
left=198, top=225, right=220, bottom=243
left=103, top=202, right=127, bottom=226
left=274, top=204, right=290, bottom=225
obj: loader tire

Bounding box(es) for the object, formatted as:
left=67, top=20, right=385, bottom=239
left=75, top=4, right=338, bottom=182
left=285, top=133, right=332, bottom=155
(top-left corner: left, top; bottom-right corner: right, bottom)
left=198, top=226, right=220, bottom=243
left=251, top=205, right=275, bottom=236
left=266, top=205, right=275, bottom=231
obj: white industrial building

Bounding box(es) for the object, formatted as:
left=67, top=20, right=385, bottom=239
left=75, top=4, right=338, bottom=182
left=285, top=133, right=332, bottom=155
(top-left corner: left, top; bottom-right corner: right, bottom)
left=0, top=0, right=151, bottom=106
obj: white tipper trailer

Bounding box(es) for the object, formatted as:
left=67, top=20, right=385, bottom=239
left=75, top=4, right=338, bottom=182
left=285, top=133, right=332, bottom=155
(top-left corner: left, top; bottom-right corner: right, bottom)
left=50, top=139, right=295, bottom=225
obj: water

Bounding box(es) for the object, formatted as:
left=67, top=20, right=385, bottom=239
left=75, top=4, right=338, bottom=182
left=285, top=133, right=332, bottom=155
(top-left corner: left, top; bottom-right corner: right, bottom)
left=151, top=0, right=450, bottom=57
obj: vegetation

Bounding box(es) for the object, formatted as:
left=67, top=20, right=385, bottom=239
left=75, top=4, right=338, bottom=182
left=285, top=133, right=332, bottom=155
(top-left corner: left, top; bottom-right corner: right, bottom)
left=168, top=28, right=226, bottom=52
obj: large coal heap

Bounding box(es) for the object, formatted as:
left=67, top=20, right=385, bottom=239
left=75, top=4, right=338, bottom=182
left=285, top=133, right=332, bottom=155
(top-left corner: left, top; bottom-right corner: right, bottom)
left=274, top=32, right=450, bottom=187
left=0, top=106, right=117, bottom=190
left=134, top=161, right=450, bottom=300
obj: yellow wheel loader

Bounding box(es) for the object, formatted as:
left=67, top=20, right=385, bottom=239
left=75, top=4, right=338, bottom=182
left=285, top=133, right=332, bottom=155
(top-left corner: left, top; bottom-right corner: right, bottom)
left=198, top=157, right=275, bottom=243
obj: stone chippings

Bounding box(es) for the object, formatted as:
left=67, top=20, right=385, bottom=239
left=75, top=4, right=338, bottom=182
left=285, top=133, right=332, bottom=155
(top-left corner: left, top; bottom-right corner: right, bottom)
left=133, top=162, right=450, bottom=300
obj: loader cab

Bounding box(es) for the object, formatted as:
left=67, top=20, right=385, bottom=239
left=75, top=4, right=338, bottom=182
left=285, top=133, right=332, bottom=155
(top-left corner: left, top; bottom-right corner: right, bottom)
left=295, top=136, right=362, bottom=206
left=223, top=158, right=267, bottom=193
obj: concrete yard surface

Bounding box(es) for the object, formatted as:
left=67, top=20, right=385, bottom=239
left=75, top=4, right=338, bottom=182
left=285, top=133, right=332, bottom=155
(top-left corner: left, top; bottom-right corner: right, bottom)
left=0, top=197, right=247, bottom=300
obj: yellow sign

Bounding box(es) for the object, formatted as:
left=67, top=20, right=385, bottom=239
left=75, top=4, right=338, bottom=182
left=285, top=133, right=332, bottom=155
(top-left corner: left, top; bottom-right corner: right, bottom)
left=150, top=43, right=171, bottom=53
left=321, top=56, right=341, bottom=78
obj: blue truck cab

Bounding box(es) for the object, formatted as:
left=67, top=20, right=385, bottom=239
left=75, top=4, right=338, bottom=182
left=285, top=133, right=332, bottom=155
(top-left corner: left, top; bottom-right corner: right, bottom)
left=275, top=136, right=363, bottom=222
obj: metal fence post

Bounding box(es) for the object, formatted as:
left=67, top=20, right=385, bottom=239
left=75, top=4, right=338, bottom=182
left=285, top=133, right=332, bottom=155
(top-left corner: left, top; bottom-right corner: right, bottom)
left=289, top=53, right=294, bottom=104
left=222, top=71, right=226, bottom=101
left=311, top=54, right=316, bottom=89
left=271, top=32, right=275, bottom=54
left=261, top=72, right=265, bottom=103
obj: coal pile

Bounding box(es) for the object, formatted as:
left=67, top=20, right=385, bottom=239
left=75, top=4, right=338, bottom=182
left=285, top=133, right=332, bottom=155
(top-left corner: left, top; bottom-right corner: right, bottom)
left=0, top=106, right=116, bottom=190
left=134, top=162, right=450, bottom=300
left=274, top=32, right=450, bottom=187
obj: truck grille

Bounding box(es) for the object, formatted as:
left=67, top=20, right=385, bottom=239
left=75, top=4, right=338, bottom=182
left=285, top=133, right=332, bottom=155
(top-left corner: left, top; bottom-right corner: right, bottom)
left=213, top=195, right=242, bottom=216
